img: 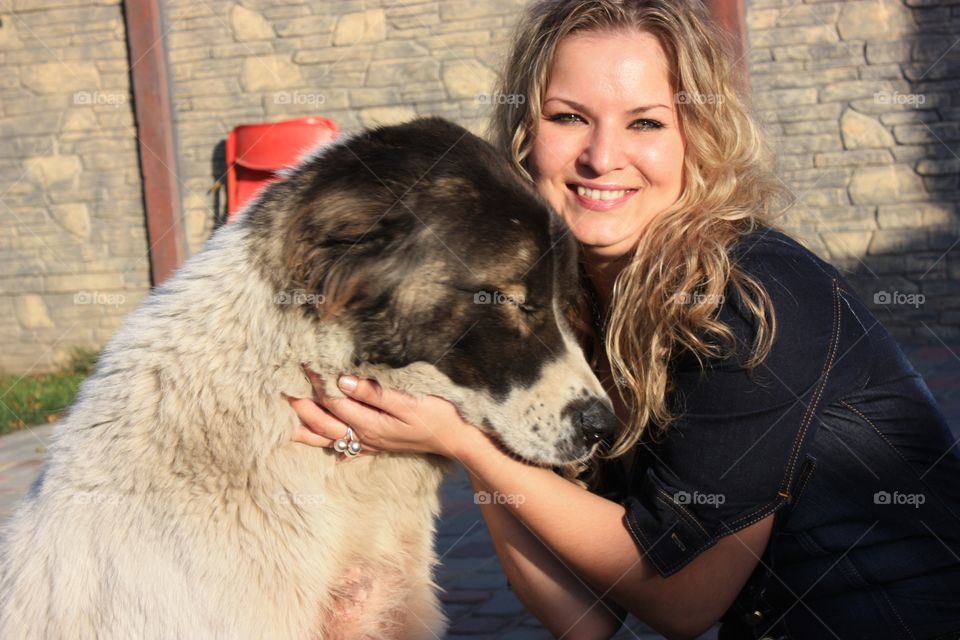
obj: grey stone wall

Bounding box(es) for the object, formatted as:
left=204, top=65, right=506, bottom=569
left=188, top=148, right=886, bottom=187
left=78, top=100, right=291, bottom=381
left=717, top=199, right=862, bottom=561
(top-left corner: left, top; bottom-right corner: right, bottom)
left=747, top=0, right=960, bottom=341
left=165, top=0, right=525, bottom=253
left=0, top=0, right=149, bottom=375
left=2, top=0, right=958, bottom=374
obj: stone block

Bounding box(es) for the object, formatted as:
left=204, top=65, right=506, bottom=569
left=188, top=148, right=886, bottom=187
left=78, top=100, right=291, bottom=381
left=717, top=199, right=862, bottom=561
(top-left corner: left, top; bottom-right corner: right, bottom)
left=15, top=294, right=55, bottom=329
left=441, top=59, right=497, bottom=100
left=230, top=5, right=274, bottom=41
left=240, top=55, right=302, bottom=92
left=822, top=231, right=871, bottom=259
left=49, top=203, right=91, bottom=239
left=22, top=60, right=100, bottom=95
left=849, top=165, right=928, bottom=205
left=840, top=109, right=895, bottom=149
left=332, top=9, right=386, bottom=46
left=358, top=106, right=418, bottom=128
left=23, top=154, right=82, bottom=188
left=838, top=0, right=917, bottom=41
left=367, top=59, right=439, bottom=87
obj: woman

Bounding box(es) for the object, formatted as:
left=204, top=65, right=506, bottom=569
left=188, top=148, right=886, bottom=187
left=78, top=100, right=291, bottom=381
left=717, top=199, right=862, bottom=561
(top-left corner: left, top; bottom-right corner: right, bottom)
left=288, top=1, right=960, bottom=637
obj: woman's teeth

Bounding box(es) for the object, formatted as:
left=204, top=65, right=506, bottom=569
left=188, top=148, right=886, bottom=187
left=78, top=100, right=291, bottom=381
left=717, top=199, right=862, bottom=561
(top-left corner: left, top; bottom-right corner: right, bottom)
left=576, top=186, right=629, bottom=200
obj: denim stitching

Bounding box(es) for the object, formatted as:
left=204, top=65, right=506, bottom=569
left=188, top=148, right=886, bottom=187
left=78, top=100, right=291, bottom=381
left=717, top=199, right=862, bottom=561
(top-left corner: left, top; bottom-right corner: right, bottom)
left=722, top=502, right=784, bottom=536
left=654, top=490, right=710, bottom=537
left=839, top=399, right=960, bottom=524
left=781, top=278, right=841, bottom=496
left=838, top=554, right=916, bottom=640
left=725, top=498, right=786, bottom=531
left=624, top=509, right=668, bottom=571
left=877, top=586, right=917, bottom=640
left=792, top=458, right=817, bottom=505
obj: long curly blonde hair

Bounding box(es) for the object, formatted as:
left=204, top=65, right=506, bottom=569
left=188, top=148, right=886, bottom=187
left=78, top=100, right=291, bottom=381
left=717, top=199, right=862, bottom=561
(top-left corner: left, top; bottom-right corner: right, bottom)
left=489, top=0, right=787, bottom=486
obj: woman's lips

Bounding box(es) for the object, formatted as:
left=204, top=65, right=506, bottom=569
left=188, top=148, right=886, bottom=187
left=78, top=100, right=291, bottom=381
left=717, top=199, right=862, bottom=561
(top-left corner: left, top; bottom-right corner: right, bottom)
left=568, top=184, right=637, bottom=211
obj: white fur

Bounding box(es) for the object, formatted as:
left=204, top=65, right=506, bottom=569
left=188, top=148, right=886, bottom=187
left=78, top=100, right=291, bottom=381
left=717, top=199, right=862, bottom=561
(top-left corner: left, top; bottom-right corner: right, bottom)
left=0, top=222, right=446, bottom=639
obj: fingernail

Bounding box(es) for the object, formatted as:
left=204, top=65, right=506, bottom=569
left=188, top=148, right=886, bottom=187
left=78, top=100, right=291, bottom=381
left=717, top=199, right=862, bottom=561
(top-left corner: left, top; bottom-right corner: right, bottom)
left=338, top=375, right=358, bottom=392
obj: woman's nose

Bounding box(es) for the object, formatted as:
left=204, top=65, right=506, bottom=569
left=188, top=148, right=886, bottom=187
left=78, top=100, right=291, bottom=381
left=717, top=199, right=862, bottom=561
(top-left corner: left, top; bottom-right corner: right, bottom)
left=578, top=125, right=628, bottom=176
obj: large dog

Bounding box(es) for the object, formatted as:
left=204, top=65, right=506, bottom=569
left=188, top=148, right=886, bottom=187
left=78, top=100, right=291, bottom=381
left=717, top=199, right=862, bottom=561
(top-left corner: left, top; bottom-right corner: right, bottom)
left=0, top=118, right=616, bottom=639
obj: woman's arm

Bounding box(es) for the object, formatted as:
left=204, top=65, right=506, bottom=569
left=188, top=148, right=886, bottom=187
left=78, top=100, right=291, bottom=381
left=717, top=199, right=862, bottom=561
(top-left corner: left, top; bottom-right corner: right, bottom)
left=449, top=425, right=773, bottom=639
left=289, top=376, right=773, bottom=638
left=469, top=472, right=626, bottom=639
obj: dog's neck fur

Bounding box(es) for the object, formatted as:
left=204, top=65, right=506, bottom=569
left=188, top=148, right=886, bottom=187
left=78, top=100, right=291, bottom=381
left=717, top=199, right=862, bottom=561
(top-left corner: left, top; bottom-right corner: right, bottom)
left=47, top=221, right=354, bottom=488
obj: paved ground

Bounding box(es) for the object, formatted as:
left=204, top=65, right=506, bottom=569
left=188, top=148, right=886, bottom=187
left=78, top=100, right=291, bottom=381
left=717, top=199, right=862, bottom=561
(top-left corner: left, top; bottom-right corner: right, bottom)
left=1, top=340, right=957, bottom=639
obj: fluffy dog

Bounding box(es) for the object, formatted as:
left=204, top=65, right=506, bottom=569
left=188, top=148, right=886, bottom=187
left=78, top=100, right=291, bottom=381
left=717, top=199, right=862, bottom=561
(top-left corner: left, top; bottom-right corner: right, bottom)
left=0, top=118, right=616, bottom=639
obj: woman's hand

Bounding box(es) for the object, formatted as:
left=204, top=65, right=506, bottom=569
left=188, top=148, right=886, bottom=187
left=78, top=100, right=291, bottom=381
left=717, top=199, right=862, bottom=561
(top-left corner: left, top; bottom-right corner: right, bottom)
left=286, top=370, right=478, bottom=460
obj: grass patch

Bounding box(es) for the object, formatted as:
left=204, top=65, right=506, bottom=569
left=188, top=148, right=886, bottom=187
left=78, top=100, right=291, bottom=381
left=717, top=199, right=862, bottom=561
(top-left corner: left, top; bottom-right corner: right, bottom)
left=0, top=350, right=98, bottom=437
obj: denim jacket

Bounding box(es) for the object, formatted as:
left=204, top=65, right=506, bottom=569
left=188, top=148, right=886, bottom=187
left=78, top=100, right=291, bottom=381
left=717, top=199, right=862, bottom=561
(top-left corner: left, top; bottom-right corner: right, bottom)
left=603, top=229, right=960, bottom=639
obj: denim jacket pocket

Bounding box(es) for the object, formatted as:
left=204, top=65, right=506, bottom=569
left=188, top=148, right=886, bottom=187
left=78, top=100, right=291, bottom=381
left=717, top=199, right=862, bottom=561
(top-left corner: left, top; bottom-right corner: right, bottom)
left=622, top=467, right=716, bottom=577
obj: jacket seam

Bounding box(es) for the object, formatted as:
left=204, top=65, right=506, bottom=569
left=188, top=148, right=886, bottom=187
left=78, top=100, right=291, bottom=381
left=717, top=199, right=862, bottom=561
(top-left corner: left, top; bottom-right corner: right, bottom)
left=780, top=278, right=841, bottom=498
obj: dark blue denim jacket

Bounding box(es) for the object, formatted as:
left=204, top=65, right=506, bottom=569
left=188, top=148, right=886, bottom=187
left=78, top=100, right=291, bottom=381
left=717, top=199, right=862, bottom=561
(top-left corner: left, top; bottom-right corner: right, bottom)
left=602, top=229, right=960, bottom=639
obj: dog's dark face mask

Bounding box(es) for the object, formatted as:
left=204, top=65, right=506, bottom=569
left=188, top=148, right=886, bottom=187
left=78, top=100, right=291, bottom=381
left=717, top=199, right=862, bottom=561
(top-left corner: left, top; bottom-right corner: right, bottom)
left=253, top=118, right=616, bottom=465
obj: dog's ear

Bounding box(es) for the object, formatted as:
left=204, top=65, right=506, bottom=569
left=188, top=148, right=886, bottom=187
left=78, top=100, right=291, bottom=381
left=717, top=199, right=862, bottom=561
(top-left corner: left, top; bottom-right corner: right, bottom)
left=283, top=189, right=423, bottom=318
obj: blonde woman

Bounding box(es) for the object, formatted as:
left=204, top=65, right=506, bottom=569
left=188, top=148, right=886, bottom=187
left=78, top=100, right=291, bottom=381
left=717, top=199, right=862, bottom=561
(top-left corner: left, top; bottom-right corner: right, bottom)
left=288, top=1, right=960, bottom=637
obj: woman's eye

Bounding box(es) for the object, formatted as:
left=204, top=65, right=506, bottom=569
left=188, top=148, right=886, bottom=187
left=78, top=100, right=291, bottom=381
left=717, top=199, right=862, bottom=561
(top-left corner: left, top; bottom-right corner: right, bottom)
left=546, top=112, right=584, bottom=124
left=631, top=118, right=664, bottom=131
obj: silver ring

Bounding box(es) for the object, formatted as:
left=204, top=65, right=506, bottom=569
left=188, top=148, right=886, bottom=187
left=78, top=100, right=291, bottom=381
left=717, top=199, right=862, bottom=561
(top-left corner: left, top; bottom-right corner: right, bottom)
left=334, top=427, right=362, bottom=457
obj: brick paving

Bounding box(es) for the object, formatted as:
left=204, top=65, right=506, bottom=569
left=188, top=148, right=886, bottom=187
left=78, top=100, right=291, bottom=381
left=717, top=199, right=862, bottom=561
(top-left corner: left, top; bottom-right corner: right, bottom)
left=0, top=341, right=957, bottom=639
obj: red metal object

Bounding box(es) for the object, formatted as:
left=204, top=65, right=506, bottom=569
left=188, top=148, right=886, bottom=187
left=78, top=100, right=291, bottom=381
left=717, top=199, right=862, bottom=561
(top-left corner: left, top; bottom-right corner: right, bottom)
left=225, top=116, right=339, bottom=218
left=123, top=0, right=186, bottom=286
left=707, top=0, right=749, bottom=84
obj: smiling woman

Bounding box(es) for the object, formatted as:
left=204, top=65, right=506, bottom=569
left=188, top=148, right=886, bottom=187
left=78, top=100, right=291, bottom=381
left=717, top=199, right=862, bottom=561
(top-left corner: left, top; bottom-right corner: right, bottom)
left=531, top=30, right=686, bottom=257
left=289, top=1, right=960, bottom=638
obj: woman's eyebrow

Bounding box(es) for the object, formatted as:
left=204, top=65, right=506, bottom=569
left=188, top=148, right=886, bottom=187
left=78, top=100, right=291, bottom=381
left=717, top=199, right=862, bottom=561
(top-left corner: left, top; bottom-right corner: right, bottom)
left=543, top=96, right=671, bottom=114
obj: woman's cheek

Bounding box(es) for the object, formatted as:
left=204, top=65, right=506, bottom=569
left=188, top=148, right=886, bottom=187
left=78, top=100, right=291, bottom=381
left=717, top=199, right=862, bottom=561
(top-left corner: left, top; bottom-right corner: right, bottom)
left=636, top=134, right=685, bottom=188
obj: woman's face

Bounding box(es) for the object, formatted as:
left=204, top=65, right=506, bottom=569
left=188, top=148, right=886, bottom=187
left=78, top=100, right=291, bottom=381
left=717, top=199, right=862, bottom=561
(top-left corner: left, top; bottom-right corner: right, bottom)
left=529, top=30, right=686, bottom=260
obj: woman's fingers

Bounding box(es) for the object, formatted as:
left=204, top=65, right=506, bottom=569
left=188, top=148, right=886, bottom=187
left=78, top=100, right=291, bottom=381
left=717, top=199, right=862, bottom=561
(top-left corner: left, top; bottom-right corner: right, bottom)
left=290, top=421, right=335, bottom=448
left=336, top=375, right=416, bottom=415
left=286, top=394, right=381, bottom=455
left=319, top=394, right=390, bottom=448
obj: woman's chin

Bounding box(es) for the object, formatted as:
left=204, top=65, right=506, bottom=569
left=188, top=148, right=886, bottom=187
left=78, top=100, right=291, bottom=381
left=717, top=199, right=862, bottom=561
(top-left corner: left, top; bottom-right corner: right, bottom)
left=568, top=228, right=639, bottom=258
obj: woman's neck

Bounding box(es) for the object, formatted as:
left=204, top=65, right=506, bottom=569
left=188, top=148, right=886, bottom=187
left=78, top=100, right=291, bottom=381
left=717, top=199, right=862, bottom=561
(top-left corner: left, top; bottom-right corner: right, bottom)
left=583, top=252, right=631, bottom=318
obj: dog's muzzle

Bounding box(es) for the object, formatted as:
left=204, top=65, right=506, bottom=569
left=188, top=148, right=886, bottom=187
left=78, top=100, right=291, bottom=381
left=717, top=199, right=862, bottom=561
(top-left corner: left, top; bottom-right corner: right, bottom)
left=563, top=399, right=618, bottom=448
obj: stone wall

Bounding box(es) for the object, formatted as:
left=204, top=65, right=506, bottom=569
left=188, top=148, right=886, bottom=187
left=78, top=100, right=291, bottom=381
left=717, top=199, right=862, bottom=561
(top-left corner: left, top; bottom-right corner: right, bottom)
left=0, top=1, right=148, bottom=375
left=747, top=0, right=960, bottom=341
left=2, top=0, right=958, bottom=374
left=165, top=0, right=525, bottom=253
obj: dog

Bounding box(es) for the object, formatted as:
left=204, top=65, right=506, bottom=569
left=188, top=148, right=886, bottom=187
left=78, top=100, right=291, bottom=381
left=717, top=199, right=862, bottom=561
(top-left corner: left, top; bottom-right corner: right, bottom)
left=0, top=117, right=617, bottom=639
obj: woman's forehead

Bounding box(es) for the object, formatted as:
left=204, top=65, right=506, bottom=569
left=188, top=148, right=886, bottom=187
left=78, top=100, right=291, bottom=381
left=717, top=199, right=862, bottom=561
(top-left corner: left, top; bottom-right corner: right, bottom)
left=546, top=31, right=675, bottom=102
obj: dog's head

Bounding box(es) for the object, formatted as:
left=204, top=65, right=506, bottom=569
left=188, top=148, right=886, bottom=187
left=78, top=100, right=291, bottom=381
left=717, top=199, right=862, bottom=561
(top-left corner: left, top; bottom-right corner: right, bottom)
left=249, top=117, right=617, bottom=466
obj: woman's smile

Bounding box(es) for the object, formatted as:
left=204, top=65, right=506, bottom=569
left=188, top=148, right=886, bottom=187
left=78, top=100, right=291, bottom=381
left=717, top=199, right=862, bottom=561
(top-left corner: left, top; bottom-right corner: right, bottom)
left=567, top=181, right=639, bottom=211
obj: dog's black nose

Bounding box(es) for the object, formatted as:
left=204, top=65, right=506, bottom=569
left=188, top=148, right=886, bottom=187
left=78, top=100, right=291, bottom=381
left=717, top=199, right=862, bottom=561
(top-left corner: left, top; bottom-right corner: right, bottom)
left=563, top=399, right=618, bottom=447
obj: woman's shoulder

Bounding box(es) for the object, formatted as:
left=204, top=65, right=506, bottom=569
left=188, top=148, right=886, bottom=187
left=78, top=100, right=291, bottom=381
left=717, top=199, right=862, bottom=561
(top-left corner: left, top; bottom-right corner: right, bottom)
left=723, top=227, right=846, bottom=327
left=730, top=227, right=841, bottom=289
